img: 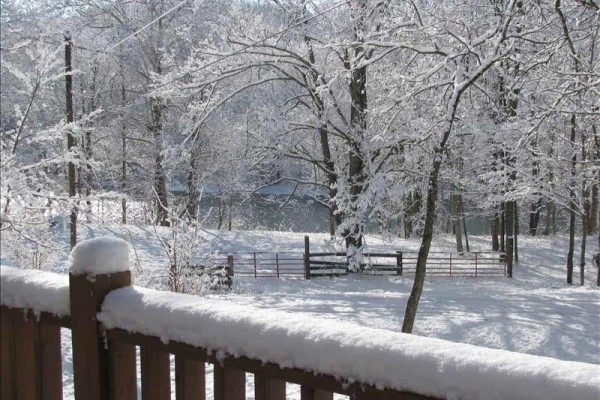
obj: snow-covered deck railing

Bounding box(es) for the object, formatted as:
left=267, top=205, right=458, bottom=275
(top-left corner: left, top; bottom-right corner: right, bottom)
left=98, top=286, right=600, bottom=400
left=1, top=237, right=598, bottom=400
left=0, top=265, right=71, bottom=322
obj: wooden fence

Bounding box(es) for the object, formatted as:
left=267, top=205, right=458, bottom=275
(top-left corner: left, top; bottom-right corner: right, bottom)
left=0, top=267, right=439, bottom=400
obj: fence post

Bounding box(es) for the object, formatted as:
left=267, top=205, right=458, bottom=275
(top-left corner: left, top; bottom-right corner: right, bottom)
left=396, top=251, right=403, bottom=276
left=450, top=253, right=452, bottom=277
left=475, top=252, right=478, bottom=277
left=276, top=253, right=280, bottom=279
left=254, top=252, right=257, bottom=278
left=227, top=255, right=234, bottom=281
left=69, top=237, right=134, bottom=400
left=304, top=236, right=310, bottom=280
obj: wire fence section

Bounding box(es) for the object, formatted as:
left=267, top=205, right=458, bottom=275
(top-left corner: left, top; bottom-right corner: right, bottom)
left=210, top=252, right=306, bottom=278
left=308, top=251, right=507, bottom=278
left=207, top=249, right=507, bottom=280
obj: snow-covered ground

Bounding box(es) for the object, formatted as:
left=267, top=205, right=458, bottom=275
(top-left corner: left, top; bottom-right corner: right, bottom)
left=2, top=224, right=599, bottom=399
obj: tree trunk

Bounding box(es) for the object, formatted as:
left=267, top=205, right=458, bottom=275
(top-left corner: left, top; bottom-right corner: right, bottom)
left=500, top=202, right=505, bottom=252
left=580, top=211, right=587, bottom=286
left=85, top=66, right=97, bottom=217
left=402, top=157, right=442, bottom=333
left=65, top=36, right=77, bottom=249
left=589, top=125, right=599, bottom=234
left=402, top=76, right=471, bottom=333
left=566, top=115, right=577, bottom=285
left=451, top=191, right=463, bottom=253
left=345, top=61, right=367, bottom=253
left=460, top=197, right=469, bottom=253
left=544, top=199, right=555, bottom=235
left=528, top=198, right=542, bottom=236
left=152, top=100, right=170, bottom=227
left=491, top=212, right=500, bottom=250
left=186, top=146, right=199, bottom=220
left=228, top=195, right=233, bottom=231
left=506, top=200, right=515, bottom=274
left=514, top=201, right=519, bottom=263
left=121, top=78, right=127, bottom=224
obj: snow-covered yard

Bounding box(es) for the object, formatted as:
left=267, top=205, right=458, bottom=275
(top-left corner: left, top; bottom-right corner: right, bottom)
left=2, top=225, right=599, bottom=399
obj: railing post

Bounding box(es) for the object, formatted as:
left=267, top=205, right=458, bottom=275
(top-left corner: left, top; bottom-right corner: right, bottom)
left=276, top=253, right=280, bottom=279
left=38, top=322, right=63, bottom=400
left=449, top=253, right=452, bottom=277
left=69, top=237, right=134, bottom=400
left=214, top=364, right=245, bottom=400
left=0, top=308, right=15, bottom=400
left=176, top=356, right=205, bottom=400
left=396, top=251, right=403, bottom=276
left=304, top=235, right=311, bottom=280
left=301, top=386, right=333, bottom=400
left=475, top=252, right=478, bottom=277
left=141, top=346, right=170, bottom=400
left=255, top=374, right=285, bottom=400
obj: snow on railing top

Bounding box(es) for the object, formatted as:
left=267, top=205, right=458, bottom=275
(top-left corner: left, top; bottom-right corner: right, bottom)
left=98, top=286, right=600, bottom=400
left=69, top=236, right=130, bottom=275
left=0, top=266, right=70, bottom=317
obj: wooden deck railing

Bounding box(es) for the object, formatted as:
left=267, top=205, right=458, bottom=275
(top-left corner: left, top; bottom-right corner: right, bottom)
left=0, top=264, right=439, bottom=400
left=0, top=238, right=596, bottom=400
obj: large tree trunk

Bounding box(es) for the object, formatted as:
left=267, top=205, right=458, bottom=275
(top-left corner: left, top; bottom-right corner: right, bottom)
left=402, top=157, right=442, bottom=333
left=345, top=62, right=368, bottom=254
left=402, top=76, right=472, bottom=333
left=305, top=36, right=341, bottom=240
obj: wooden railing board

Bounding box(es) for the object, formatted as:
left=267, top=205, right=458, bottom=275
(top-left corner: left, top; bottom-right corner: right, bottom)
left=175, top=355, right=205, bottom=400
left=104, top=328, right=439, bottom=400
left=107, top=339, right=137, bottom=400
left=140, top=345, right=171, bottom=400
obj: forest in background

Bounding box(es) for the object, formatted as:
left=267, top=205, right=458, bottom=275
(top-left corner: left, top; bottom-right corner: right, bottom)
left=1, top=0, right=599, bottom=326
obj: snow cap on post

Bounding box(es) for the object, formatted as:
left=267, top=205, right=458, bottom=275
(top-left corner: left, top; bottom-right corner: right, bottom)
left=69, top=236, right=130, bottom=275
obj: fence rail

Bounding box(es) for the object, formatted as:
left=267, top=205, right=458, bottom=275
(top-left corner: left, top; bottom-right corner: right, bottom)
left=304, top=236, right=507, bottom=279
left=201, top=237, right=508, bottom=282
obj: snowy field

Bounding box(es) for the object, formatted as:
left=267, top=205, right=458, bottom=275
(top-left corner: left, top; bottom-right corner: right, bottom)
left=2, top=225, right=599, bottom=399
